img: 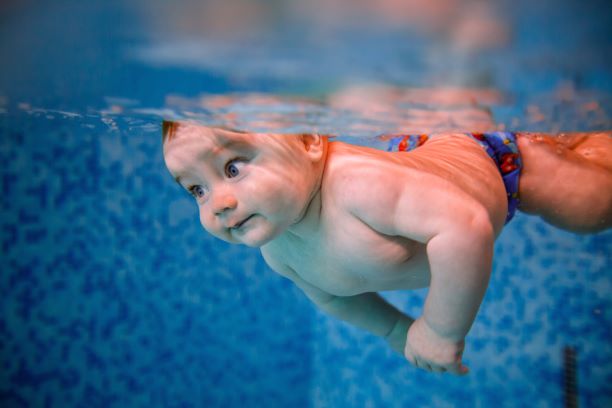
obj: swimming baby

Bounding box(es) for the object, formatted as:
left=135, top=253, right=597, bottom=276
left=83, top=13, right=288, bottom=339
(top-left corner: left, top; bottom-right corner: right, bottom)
left=162, top=121, right=612, bottom=375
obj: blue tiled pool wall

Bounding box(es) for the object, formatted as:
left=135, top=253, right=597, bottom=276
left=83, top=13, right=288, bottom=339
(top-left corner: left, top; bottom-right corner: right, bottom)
left=1, top=111, right=611, bottom=407
left=0, top=115, right=314, bottom=407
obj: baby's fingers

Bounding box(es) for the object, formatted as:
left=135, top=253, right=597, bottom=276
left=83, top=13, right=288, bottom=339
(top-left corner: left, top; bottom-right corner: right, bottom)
left=406, top=348, right=467, bottom=375
left=404, top=349, right=417, bottom=367
left=415, top=357, right=469, bottom=376
left=412, top=357, right=443, bottom=374
left=428, top=363, right=446, bottom=374
left=445, top=362, right=469, bottom=376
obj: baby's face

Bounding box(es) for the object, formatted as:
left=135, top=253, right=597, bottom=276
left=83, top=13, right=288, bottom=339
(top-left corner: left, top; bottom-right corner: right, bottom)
left=163, top=124, right=320, bottom=247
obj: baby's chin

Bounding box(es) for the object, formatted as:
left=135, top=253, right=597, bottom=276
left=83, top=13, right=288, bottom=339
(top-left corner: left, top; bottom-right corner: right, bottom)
left=235, top=233, right=276, bottom=248
left=229, top=224, right=282, bottom=248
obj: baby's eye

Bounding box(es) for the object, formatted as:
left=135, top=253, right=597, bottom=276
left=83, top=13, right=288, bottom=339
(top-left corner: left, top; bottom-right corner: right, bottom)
left=188, top=185, right=209, bottom=199
left=225, top=159, right=246, bottom=178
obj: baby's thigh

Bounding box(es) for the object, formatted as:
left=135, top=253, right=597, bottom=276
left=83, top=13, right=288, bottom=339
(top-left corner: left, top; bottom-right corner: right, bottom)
left=518, top=132, right=610, bottom=186
left=565, top=132, right=612, bottom=172
left=517, top=133, right=612, bottom=230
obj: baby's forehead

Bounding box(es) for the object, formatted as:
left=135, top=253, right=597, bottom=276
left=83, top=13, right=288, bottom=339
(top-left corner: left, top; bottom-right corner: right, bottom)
left=175, top=124, right=245, bottom=140
left=205, top=128, right=262, bottom=153
left=166, top=124, right=293, bottom=158
left=171, top=125, right=252, bottom=148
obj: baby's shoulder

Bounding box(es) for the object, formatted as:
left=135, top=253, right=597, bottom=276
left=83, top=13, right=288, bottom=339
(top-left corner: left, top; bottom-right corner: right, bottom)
left=322, top=143, right=430, bottom=216
left=323, top=155, right=382, bottom=201
left=324, top=142, right=424, bottom=192
left=326, top=142, right=395, bottom=177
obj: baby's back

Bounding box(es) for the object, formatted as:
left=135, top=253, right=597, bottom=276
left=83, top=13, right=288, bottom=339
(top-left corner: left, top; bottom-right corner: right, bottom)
left=331, top=135, right=508, bottom=232
left=410, top=134, right=507, bottom=224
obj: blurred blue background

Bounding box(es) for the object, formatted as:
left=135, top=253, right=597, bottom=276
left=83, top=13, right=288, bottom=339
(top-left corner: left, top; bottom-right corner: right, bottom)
left=1, top=0, right=611, bottom=406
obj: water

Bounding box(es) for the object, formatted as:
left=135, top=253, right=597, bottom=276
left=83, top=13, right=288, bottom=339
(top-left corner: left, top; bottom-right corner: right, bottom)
left=1, top=0, right=611, bottom=406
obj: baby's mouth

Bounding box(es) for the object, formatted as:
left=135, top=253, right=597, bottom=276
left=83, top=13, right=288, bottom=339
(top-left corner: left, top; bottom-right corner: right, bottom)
left=231, top=215, right=254, bottom=230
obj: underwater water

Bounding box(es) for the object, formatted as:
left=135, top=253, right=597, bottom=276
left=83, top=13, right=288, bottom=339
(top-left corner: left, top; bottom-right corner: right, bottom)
left=1, top=0, right=611, bottom=406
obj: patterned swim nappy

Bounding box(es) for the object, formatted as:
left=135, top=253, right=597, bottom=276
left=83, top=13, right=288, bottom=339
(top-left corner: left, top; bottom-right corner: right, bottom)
left=385, top=132, right=522, bottom=224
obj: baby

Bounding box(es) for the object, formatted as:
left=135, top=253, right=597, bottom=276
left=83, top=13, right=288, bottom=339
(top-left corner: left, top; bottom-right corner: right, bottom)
left=162, top=121, right=612, bottom=375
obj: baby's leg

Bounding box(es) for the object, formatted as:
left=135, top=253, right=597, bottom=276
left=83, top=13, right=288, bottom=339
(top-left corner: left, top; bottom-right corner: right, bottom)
left=517, top=132, right=612, bottom=233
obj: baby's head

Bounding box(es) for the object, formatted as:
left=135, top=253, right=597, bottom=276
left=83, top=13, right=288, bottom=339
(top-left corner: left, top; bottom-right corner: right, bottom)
left=162, top=121, right=328, bottom=247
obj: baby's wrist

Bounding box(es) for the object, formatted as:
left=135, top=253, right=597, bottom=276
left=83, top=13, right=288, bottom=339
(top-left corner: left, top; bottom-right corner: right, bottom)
left=419, top=316, right=465, bottom=346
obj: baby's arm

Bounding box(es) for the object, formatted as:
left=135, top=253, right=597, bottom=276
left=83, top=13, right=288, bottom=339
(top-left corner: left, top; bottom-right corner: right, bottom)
left=262, top=252, right=414, bottom=355
left=409, top=212, right=492, bottom=374
left=302, top=283, right=415, bottom=355
left=346, top=168, right=495, bottom=374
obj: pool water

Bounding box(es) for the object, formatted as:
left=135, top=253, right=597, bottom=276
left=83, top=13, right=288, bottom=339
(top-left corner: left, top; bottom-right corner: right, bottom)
left=1, top=0, right=611, bottom=407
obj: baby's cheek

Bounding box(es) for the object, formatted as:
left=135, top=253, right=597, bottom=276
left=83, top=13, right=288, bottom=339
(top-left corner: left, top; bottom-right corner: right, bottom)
left=199, top=210, right=214, bottom=231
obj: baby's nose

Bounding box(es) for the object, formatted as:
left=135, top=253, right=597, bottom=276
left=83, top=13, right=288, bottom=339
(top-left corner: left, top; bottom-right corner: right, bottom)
left=212, top=192, right=238, bottom=216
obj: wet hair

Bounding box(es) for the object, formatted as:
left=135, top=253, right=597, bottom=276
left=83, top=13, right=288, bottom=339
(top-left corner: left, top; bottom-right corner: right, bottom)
left=162, top=120, right=251, bottom=144
left=162, top=120, right=180, bottom=144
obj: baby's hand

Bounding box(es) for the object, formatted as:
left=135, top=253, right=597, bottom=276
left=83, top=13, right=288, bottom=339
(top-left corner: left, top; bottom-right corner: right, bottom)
left=404, top=317, right=469, bottom=375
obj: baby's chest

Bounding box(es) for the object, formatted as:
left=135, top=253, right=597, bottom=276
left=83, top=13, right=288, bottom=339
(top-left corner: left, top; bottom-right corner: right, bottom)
left=327, top=225, right=417, bottom=270
left=284, top=224, right=429, bottom=295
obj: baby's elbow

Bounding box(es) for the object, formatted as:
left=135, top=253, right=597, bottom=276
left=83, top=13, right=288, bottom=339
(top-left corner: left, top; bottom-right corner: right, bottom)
left=430, top=207, right=495, bottom=252
left=465, top=207, right=495, bottom=244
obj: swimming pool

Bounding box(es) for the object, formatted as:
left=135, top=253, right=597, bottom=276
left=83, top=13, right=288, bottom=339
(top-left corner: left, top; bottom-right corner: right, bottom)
left=1, top=0, right=611, bottom=406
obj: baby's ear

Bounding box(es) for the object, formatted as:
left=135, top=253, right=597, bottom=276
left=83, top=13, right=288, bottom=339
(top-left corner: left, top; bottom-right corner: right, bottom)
left=300, top=134, right=325, bottom=161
